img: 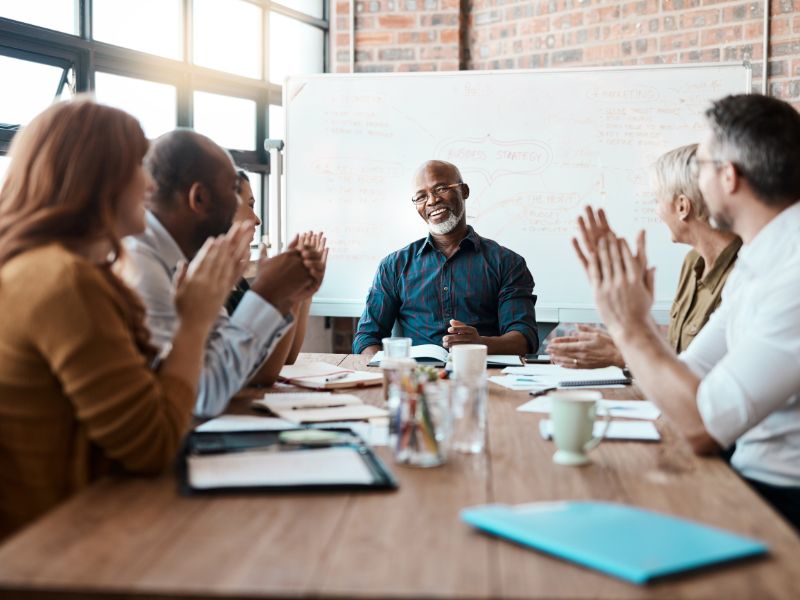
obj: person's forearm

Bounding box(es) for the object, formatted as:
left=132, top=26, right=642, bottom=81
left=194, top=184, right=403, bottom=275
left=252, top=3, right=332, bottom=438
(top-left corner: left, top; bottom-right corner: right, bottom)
left=160, top=321, right=211, bottom=393
left=286, top=299, right=311, bottom=364
left=479, top=331, right=528, bottom=355
left=361, top=344, right=381, bottom=355
left=249, top=304, right=301, bottom=385
left=613, top=319, right=719, bottom=454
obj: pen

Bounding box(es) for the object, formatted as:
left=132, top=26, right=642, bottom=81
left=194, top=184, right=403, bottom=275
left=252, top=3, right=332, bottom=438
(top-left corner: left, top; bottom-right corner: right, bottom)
left=323, top=372, right=349, bottom=382
left=529, top=387, right=556, bottom=397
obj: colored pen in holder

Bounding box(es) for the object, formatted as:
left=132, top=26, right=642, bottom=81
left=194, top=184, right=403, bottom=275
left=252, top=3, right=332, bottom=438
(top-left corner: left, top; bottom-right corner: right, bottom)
left=389, top=368, right=451, bottom=468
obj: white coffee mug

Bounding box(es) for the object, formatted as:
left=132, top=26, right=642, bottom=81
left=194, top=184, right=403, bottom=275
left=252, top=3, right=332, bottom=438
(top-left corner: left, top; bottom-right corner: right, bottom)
left=450, top=344, right=487, bottom=381
left=548, top=391, right=611, bottom=466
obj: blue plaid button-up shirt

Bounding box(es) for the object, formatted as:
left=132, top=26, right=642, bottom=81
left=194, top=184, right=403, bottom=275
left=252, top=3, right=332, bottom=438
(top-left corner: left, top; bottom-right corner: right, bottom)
left=353, top=226, right=538, bottom=353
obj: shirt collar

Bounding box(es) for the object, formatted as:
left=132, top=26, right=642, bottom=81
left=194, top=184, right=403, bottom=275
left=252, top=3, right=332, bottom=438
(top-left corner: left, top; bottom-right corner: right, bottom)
left=416, top=225, right=481, bottom=257
left=737, top=201, right=800, bottom=273
left=699, top=237, right=742, bottom=290
left=143, top=210, right=187, bottom=271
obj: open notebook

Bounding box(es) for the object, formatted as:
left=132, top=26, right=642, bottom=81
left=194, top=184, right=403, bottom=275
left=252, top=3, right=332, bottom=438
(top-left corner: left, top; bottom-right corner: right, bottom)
left=367, top=344, right=523, bottom=368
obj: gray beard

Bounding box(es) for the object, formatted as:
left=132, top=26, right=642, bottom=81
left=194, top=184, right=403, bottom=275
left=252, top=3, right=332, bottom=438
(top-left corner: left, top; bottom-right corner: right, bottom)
left=428, top=207, right=464, bottom=235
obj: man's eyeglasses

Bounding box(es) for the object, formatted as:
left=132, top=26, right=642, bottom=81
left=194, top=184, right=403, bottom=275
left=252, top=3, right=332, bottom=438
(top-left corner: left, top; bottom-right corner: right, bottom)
left=689, top=155, right=724, bottom=177
left=411, top=182, right=462, bottom=205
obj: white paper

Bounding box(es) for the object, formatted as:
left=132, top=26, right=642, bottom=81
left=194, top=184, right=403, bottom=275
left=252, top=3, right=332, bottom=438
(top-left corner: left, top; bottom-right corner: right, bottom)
left=289, top=371, right=383, bottom=390
left=538, top=419, right=661, bottom=441
left=275, top=404, right=389, bottom=424
left=368, top=343, right=450, bottom=366
left=489, top=375, right=552, bottom=392
left=487, top=355, right=524, bottom=366
left=253, top=393, right=362, bottom=411
left=194, top=415, right=298, bottom=433
left=502, top=365, right=626, bottom=379
left=310, top=421, right=389, bottom=446
left=517, top=398, right=661, bottom=420
left=188, top=446, right=374, bottom=489
left=279, top=361, right=349, bottom=379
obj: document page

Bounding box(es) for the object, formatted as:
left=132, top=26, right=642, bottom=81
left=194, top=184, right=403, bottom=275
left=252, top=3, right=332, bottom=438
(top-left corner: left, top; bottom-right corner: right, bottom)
left=188, top=446, right=374, bottom=489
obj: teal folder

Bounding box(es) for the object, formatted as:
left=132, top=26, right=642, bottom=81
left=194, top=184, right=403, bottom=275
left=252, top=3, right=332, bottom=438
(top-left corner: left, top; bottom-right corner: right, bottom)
left=460, top=501, right=767, bottom=584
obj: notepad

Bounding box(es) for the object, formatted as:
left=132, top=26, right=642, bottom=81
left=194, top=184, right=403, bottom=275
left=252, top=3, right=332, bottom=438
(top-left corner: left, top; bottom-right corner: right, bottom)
left=253, top=392, right=363, bottom=412
left=279, top=362, right=383, bottom=389
left=461, top=501, right=767, bottom=584
left=272, top=404, right=389, bottom=424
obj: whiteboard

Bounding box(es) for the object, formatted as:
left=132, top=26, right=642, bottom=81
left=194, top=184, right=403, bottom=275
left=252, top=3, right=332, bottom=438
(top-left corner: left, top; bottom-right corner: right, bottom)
left=283, top=64, right=750, bottom=322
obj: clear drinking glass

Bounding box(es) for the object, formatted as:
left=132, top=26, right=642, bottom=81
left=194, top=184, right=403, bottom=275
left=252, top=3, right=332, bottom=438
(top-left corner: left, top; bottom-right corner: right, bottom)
left=389, top=373, right=451, bottom=468
left=448, top=374, right=487, bottom=454
left=381, top=337, right=412, bottom=358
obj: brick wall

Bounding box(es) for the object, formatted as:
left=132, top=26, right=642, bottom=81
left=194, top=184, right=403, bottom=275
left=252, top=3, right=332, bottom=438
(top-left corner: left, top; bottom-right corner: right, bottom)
left=331, top=0, right=800, bottom=107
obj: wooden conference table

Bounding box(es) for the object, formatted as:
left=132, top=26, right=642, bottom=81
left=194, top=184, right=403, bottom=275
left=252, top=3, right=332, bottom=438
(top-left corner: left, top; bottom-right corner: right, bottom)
left=0, top=353, right=798, bottom=600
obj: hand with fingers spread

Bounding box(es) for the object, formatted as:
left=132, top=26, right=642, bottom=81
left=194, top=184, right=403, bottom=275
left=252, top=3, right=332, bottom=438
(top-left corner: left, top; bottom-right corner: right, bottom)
left=174, top=221, right=254, bottom=332
left=585, top=234, right=656, bottom=339
left=442, top=319, right=482, bottom=348
left=547, top=324, right=625, bottom=369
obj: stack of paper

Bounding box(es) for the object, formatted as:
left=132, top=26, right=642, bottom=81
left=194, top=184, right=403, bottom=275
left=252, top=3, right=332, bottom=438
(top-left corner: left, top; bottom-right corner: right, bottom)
left=252, top=392, right=388, bottom=424
left=490, top=364, right=628, bottom=391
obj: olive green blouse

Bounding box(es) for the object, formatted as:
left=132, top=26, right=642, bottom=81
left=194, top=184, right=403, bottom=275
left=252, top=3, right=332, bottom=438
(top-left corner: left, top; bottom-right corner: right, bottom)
left=667, top=237, right=742, bottom=353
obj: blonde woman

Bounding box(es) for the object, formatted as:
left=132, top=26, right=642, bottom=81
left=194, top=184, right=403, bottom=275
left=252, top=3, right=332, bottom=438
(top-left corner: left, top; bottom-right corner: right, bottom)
left=548, top=144, right=741, bottom=368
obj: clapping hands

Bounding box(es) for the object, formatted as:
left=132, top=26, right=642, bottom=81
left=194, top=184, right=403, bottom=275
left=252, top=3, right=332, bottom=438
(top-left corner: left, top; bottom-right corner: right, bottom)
left=573, top=207, right=655, bottom=338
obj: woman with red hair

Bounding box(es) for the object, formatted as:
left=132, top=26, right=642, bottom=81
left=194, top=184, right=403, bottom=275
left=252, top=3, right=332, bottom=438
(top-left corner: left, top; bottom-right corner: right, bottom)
left=0, top=98, right=252, bottom=538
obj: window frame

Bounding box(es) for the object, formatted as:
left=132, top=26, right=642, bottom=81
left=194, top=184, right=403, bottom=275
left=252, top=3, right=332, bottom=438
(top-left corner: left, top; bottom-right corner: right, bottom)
left=0, top=0, right=329, bottom=240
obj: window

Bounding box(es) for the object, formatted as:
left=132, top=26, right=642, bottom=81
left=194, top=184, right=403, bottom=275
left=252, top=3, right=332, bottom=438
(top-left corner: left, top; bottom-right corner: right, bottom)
left=269, top=12, right=324, bottom=85
left=275, top=0, right=324, bottom=20
left=193, top=91, right=256, bottom=151
left=94, top=72, right=177, bottom=139
left=0, top=55, right=72, bottom=127
left=93, top=0, right=182, bottom=60
left=0, top=0, right=76, bottom=34
left=193, top=0, right=261, bottom=79
left=1, top=1, right=329, bottom=244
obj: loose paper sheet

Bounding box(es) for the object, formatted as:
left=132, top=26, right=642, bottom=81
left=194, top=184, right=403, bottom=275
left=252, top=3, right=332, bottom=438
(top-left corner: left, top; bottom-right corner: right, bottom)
left=518, top=397, right=661, bottom=420
left=194, top=415, right=298, bottom=433
left=538, top=419, right=661, bottom=441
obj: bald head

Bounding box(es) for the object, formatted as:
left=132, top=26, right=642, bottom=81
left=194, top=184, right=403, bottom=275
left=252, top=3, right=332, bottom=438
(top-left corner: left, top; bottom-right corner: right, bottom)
left=413, top=160, right=463, bottom=187
left=145, top=129, right=233, bottom=210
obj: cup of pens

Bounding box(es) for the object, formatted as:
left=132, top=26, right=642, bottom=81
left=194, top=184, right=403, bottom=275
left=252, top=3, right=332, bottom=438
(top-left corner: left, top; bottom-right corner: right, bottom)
left=390, top=368, right=451, bottom=468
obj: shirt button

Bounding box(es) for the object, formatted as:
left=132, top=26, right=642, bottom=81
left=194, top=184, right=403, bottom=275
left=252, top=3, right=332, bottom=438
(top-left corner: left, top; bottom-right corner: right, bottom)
left=687, top=325, right=698, bottom=334
left=443, top=286, right=448, bottom=291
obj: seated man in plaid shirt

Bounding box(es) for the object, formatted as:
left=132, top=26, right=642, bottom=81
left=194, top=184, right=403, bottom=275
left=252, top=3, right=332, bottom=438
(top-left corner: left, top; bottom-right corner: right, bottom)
left=353, top=160, right=538, bottom=356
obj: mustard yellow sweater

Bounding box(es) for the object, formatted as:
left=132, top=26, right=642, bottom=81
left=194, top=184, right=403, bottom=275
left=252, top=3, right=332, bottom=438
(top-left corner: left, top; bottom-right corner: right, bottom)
left=0, top=244, right=194, bottom=538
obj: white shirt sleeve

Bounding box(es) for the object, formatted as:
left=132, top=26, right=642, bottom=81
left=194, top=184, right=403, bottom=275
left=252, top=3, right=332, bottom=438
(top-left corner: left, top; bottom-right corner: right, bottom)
left=678, top=299, right=729, bottom=378
left=126, top=245, right=292, bottom=418
left=695, top=273, right=800, bottom=448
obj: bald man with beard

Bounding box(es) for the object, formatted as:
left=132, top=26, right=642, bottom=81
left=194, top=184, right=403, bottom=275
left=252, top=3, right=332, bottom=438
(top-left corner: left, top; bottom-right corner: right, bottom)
left=354, top=160, right=538, bottom=356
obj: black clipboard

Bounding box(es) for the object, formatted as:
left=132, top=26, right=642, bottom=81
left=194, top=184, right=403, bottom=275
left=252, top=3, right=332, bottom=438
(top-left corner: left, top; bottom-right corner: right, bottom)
left=178, top=428, right=398, bottom=495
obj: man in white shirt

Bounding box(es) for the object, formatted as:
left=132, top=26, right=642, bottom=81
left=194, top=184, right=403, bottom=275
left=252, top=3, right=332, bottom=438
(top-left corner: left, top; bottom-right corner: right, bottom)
left=125, top=129, right=324, bottom=418
left=573, top=94, right=800, bottom=531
